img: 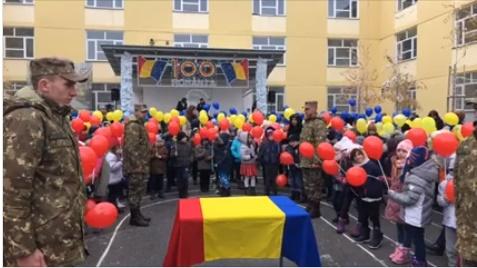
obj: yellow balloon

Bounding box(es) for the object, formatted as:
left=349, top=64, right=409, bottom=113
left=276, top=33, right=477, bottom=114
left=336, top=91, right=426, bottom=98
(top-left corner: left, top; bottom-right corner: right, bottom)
left=84, top=122, right=91, bottom=131
left=112, top=109, right=123, bottom=122
left=149, top=107, right=158, bottom=117
left=284, top=108, right=295, bottom=120
left=106, top=112, right=114, bottom=122
left=163, top=113, right=172, bottom=124
left=170, top=109, right=180, bottom=118
left=234, top=116, right=245, bottom=129
left=217, top=113, right=225, bottom=122
left=382, top=115, right=393, bottom=125
left=199, top=113, right=209, bottom=125
left=393, top=114, right=407, bottom=127
left=268, top=114, right=277, bottom=123
left=452, top=124, right=465, bottom=141
left=422, top=117, right=436, bottom=134
left=375, top=122, right=383, bottom=132
left=411, top=118, right=422, bottom=129
left=356, top=118, right=368, bottom=134
left=92, top=110, right=104, bottom=121
left=154, top=111, right=164, bottom=122
left=444, top=112, right=459, bottom=126
left=179, top=116, right=187, bottom=126
left=383, top=122, right=395, bottom=134
left=248, top=114, right=254, bottom=124
left=230, top=115, right=237, bottom=125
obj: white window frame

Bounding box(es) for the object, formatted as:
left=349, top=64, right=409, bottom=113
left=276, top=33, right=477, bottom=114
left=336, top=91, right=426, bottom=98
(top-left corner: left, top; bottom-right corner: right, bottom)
left=328, top=39, right=358, bottom=67
left=396, top=27, right=417, bottom=62
left=173, top=0, right=208, bottom=13
left=267, top=87, right=285, bottom=113
left=3, top=81, right=27, bottom=96
left=173, top=34, right=208, bottom=48
left=253, top=0, right=286, bottom=16
left=454, top=71, right=477, bottom=111
left=397, top=0, right=417, bottom=12
left=86, top=30, right=123, bottom=61
left=92, top=83, right=120, bottom=110
left=3, top=0, right=33, bottom=4
left=3, top=27, right=34, bottom=59
left=455, top=3, right=477, bottom=46
left=253, top=36, right=286, bottom=65
left=327, top=87, right=358, bottom=113
left=85, top=0, right=123, bottom=9
left=328, top=0, right=359, bottom=19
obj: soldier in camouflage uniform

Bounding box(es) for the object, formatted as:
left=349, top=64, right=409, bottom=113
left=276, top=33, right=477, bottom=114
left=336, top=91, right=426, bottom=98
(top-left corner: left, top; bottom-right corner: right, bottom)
left=3, top=58, right=89, bottom=266
left=299, top=101, right=328, bottom=218
left=454, top=99, right=477, bottom=267
left=123, top=104, right=151, bottom=227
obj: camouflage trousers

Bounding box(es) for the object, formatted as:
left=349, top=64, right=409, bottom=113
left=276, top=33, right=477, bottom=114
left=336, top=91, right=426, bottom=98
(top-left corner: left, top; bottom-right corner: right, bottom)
left=302, top=168, right=324, bottom=203
left=128, top=173, right=147, bottom=210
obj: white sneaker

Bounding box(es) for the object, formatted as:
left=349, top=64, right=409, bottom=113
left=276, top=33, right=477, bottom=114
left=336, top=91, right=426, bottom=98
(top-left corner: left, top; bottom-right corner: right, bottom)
left=116, top=199, right=127, bottom=209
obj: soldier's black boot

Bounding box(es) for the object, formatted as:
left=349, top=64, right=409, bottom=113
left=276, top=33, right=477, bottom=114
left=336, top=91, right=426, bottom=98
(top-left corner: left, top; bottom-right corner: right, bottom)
left=139, top=209, right=151, bottom=222
left=309, top=203, right=321, bottom=219
left=130, top=209, right=149, bottom=227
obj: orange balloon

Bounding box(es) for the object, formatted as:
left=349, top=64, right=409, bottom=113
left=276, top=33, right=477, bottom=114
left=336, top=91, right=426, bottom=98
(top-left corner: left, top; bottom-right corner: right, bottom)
left=276, top=174, right=288, bottom=188
left=363, top=136, right=384, bottom=160
left=146, top=121, right=159, bottom=134
left=89, top=135, right=110, bottom=158
left=406, top=128, right=427, bottom=147
left=110, top=122, right=124, bottom=138
left=316, top=142, right=335, bottom=160
left=346, top=166, right=367, bottom=187
left=242, top=123, right=252, bottom=132
left=299, top=142, right=315, bottom=159
left=71, top=118, right=85, bottom=134
left=252, top=111, right=265, bottom=126
left=192, top=133, right=202, bottom=146
left=330, top=117, right=345, bottom=131
left=279, top=152, right=294, bottom=165
left=168, top=122, right=180, bottom=136
left=219, top=119, right=230, bottom=131
left=461, top=122, right=474, bottom=138
left=250, top=126, right=264, bottom=139
left=433, top=132, right=458, bottom=157
left=85, top=202, right=118, bottom=229
left=322, top=160, right=340, bottom=176
left=79, top=146, right=97, bottom=184
left=207, top=128, right=218, bottom=141
left=79, top=110, right=91, bottom=122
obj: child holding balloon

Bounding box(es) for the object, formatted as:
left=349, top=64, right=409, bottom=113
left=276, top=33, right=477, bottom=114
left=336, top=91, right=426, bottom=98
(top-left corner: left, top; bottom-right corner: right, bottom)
left=238, top=131, right=258, bottom=195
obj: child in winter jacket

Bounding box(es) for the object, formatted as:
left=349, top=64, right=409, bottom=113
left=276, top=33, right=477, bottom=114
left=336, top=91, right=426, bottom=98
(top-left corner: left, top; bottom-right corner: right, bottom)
left=388, top=147, right=444, bottom=267
left=172, top=132, right=193, bottom=198
left=258, top=127, right=281, bottom=196
left=194, top=139, right=213, bottom=193
left=149, top=138, right=169, bottom=199
left=385, top=139, right=413, bottom=263
left=105, top=145, right=125, bottom=209
left=238, top=131, right=257, bottom=195
left=284, top=134, right=304, bottom=201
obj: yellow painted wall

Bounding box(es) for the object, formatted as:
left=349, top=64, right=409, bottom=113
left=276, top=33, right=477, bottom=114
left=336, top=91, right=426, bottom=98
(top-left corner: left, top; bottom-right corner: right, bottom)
left=124, top=0, right=172, bottom=34
left=394, top=4, right=417, bottom=32
left=3, top=5, right=34, bottom=26
left=91, top=62, right=120, bottom=83
left=252, top=16, right=286, bottom=33
left=3, top=60, right=29, bottom=81
left=173, top=13, right=209, bottom=30
left=85, top=9, right=124, bottom=29
left=267, top=66, right=286, bottom=85
left=327, top=20, right=360, bottom=38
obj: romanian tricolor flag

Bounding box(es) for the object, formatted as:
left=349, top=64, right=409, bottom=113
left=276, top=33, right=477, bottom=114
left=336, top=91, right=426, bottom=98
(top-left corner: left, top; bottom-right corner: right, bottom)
left=137, top=56, right=167, bottom=81
left=233, top=59, right=249, bottom=80
left=163, top=196, right=321, bottom=267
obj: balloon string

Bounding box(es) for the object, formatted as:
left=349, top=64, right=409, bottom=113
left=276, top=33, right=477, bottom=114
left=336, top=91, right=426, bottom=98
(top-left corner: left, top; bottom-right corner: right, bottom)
left=377, top=160, right=390, bottom=189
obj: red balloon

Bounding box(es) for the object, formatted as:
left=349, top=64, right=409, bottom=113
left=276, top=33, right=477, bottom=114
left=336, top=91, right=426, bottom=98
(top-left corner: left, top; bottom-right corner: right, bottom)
left=168, top=122, right=180, bottom=136
left=322, top=160, right=340, bottom=176
left=79, top=110, right=91, bottom=122
left=90, top=115, right=101, bottom=127
left=170, top=116, right=180, bottom=125
left=205, top=121, right=214, bottom=129
left=89, top=135, right=110, bottom=158
left=148, top=118, right=158, bottom=124
left=207, top=128, right=218, bottom=141
left=433, top=132, right=459, bottom=157
left=250, top=126, right=264, bottom=139
left=95, top=127, right=113, bottom=139
left=192, top=133, right=202, bottom=146
left=276, top=174, right=288, bottom=188
left=219, top=119, right=230, bottom=131
left=79, top=146, right=97, bottom=184
left=346, top=166, right=368, bottom=187
left=344, top=130, right=357, bottom=142
left=71, top=118, right=85, bottom=134
left=406, top=128, right=427, bottom=147
left=273, top=129, right=285, bottom=143
left=148, top=132, right=157, bottom=144
left=316, top=142, right=335, bottom=160
left=242, top=123, right=252, bottom=132
left=85, top=199, right=96, bottom=214
left=110, top=122, right=124, bottom=138
left=363, top=136, right=384, bottom=160
left=330, top=117, right=345, bottom=131
left=322, top=112, right=332, bottom=124
left=445, top=180, right=456, bottom=203
left=280, top=152, right=294, bottom=165
left=252, top=111, right=265, bottom=126
left=146, top=121, right=159, bottom=134
left=85, top=202, right=118, bottom=229
left=199, top=128, right=209, bottom=139
left=299, top=142, right=315, bottom=159
left=461, top=122, right=474, bottom=138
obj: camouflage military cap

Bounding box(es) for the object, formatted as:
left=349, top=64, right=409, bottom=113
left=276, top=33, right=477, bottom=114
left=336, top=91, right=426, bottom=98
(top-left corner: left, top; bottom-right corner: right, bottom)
left=30, top=57, right=89, bottom=83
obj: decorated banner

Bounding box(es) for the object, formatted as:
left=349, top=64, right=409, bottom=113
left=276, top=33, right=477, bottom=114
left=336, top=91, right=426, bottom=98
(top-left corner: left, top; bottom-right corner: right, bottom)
left=137, top=57, right=249, bottom=88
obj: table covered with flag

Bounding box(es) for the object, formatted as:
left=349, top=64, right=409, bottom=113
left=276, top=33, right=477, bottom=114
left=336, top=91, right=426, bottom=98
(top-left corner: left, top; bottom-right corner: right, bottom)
left=163, top=196, right=321, bottom=267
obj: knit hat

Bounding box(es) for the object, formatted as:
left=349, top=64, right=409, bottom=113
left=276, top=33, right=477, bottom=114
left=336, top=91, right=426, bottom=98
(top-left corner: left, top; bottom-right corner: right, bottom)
left=401, top=146, right=429, bottom=181
left=396, top=139, right=413, bottom=157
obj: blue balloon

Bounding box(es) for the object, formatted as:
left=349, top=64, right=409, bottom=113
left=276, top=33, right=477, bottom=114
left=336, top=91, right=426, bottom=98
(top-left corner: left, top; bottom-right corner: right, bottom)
left=402, top=108, right=411, bottom=117
left=180, top=110, right=186, bottom=116
left=365, top=108, right=373, bottom=117
left=298, top=113, right=305, bottom=121
left=375, top=113, right=383, bottom=122
left=358, top=114, right=367, bottom=119
left=348, top=98, right=357, bottom=107
left=277, top=114, right=283, bottom=123
left=229, top=108, right=237, bottom=115
left=374, top=105, right=382, bottom=114
left=341, top=111, right=350, bottom=121
left=242, top=111, right=248, bottom=117
left=331, top=107, right=338, bottom=114
left=204, top=104, right=211, bottom=111
left=145, top=113, right=150, bottom=121
left=213, top=102, right=220, bottom=110
left=351, top=112, right=358, bottom=120
left=283, top=119, right=290, bottom=125
left=71, top=111, right=78, bottom=118
left=213, top=112, right=219, bottom=119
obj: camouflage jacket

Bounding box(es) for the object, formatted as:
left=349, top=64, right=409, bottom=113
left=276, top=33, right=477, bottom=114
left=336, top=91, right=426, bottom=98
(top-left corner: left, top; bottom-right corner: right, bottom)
left=299, top=117, right=327, bottom=168
left=454, top=134, right=477, bottom=261
left=3, top=87, right=87, bottom=266
left=123, top=117, right=151, bottom=175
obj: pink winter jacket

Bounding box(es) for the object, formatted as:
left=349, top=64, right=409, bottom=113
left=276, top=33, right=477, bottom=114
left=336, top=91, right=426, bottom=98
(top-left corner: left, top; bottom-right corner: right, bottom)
left=384, top=156, right=405, bottom=223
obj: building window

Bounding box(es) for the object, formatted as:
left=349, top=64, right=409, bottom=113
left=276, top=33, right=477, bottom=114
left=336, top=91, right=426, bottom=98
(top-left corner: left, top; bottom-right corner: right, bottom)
left=173, top=0, right=208, bottom=13
left=328, top=0, right=358, bottom=19
left=92, top=83, right=120, bottom=110
left=456, top=3, right=477, bottom=46
left=3, top=81, right=27, bottom=96
left=253, top=36, right=286, bottom=64
left=327, top=87, right=358, bottom=112
left=267, top=87, right=285, bottom=113
left=3, top=0, right=33, bottom=4
left=85, top=0, right=123, bottom=9
left=397, top=0, right=417, bottom=12
left=396, top=27, right=417, bottom=62
left=328, top=39, right=358, bottom=67
left=86, top=30, right=123, bottom=61
left=3, top=27, right=34, bottom=59
left=174, top=34, right=208, bottom=48
left=253, top=0, right=285, bottom=16
left=454, top=71, right=477, bottom=111
left=396, top=87, right=417, bottom=111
